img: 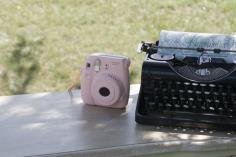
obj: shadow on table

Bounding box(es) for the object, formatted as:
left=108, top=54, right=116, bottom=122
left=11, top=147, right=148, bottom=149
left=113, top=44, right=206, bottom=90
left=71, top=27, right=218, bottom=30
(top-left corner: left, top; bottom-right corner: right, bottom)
left=0, top=89, right=236, bottom=141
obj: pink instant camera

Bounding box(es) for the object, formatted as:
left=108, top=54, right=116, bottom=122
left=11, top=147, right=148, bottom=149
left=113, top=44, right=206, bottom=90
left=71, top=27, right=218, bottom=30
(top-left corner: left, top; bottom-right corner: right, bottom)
left=80, top=53, right=130, bottom=108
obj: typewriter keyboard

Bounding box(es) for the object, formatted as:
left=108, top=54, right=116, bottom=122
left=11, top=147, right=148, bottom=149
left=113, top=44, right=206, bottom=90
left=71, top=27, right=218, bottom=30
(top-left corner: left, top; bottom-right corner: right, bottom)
left=142, top=79, right=236, bottom=120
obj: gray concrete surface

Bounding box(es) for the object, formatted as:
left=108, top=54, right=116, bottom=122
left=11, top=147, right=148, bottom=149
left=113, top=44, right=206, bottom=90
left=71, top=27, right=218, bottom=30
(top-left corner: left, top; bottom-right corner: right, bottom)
left=0, top=84, right=236, bottom=157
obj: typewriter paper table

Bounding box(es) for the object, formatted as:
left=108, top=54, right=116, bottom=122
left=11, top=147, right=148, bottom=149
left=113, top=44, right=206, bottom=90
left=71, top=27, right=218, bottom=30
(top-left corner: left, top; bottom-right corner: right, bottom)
left=1, top=84, right=236, bottom=157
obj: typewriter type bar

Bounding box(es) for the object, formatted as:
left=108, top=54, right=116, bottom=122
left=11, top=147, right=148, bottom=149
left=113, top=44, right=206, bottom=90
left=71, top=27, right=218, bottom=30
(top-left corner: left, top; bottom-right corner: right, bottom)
left=135, top=58, right=236, bottom=130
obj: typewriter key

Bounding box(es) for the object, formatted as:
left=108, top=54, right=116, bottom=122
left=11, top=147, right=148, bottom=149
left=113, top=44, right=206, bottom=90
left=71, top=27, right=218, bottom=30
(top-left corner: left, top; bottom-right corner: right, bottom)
left=201, top=104, right=207, bottom=112
left=163, top=96, right=169, bottom=104
left=179, top=89, right=185, bottom=97
left=188, top=98, right=194, bottom=104
left=180, top=97, right=185, bottom=106
left=184, top=82, right=191, bottom=91
left=218, top=85, right=224, bottom=92
left=209, top=84, right=216, bottom=92
left=204, top=92, right=211, bottom=100
left=213, top=92, right=219, bottom=100
left=148, top=101, right=156, bottom=110
left=197, top=98, right=203, bottom=108
left=175, top=81, right=181, bottom=89
left=154, top=88, right=160, bottom=94
left=227, top=85, right=232, bottom=93
left=218, top=107, right=224, bottom=115
left=167, top=82, right=172, bottom=89
left=228, top=109, right=234, bottom=116
left=209, top=106, right=215, bottom=112
left=223, top=101, right=229, bottom=109
left=188, top=98, right=195, bottom=110
left=200, top=83, right=207, bottom=91
left=158, top=102, right=164, bottom=110
left=195, top=91, right=202, bottom=99
left=183, top=104, right=189, bottom=110
left=174, top=104, right=181, bottom=110
left=170, top=89, right=176, bottom=97
left=214, top=99, right=220, bottom=108
left=191, top=83, right=198, bottom=91
left=187, top=90, right=194, bottom=98
left=172, top=97, right=178, bottom=104
left=231, top=93, right=236, bottom=97
left=222, top=92, right=227, bottom=102
left=158, top=80, right=164, bottom=88
left=154, top=96, right=159, bottom=103
left=231, top=97, right=236, bottom=103
left=191, top=105, right=197, bottom=112
left=206, top=101, right=211, bottom=110
left=162, top=88, right=168, bottom=95
left=166, top=103, right=172, bottom=110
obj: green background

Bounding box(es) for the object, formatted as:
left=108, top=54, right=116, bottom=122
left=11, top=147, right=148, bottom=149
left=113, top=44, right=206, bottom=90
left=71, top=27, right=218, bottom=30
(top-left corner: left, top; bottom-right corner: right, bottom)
left=0, top=0, right=236, bottom=95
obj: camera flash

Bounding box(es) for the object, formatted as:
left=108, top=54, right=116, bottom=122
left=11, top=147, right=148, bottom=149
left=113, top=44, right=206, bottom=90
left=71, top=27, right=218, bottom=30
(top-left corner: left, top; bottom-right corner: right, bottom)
left=94, top=59, right=101, bottom=72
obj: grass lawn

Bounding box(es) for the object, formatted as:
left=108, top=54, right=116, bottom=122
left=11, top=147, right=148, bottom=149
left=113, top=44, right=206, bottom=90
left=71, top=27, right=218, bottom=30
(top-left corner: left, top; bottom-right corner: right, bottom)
left=0, top=0, right=236, bottom=95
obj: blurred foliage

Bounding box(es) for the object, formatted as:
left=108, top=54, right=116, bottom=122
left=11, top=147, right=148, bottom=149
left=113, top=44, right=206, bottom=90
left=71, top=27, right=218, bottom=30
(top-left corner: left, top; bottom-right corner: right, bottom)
left=0, top=0, right=236, bottom=95
left=0, top=36, right=43, bottom=95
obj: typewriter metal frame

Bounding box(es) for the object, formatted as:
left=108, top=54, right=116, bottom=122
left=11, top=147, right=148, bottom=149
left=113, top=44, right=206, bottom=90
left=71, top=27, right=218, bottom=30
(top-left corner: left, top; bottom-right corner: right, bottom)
left=135, top=41, right=236, bottom=130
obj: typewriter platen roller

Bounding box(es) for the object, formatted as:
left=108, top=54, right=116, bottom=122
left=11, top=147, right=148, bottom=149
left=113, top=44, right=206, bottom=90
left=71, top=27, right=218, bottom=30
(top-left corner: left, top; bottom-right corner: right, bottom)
left=135, top=30, right=236, bottom=130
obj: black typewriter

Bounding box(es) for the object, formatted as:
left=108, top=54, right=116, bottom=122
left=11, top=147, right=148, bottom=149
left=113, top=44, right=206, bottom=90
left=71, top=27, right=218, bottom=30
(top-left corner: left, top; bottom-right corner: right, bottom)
left=135, top=30, right=236, bottom=130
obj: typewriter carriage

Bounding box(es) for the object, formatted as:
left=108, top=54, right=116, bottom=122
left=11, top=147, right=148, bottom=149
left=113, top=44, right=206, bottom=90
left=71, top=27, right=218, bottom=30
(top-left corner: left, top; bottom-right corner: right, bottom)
left=137, top=40, right=236, bottom=83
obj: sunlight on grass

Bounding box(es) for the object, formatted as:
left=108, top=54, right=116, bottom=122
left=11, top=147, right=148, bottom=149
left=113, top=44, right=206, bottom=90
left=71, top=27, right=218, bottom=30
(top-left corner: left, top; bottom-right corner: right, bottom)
left=0, top=0, right=236, bottom=95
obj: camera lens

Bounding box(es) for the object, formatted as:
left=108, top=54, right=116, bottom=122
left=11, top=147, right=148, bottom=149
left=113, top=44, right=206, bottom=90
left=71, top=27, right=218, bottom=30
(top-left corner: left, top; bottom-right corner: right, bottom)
left=99, top=87, right=110, bottom=97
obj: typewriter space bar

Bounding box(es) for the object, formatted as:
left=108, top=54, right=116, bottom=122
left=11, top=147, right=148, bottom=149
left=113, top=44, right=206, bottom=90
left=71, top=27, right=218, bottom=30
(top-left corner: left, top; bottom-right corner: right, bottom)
left=163, top=111, right=232, bottom=122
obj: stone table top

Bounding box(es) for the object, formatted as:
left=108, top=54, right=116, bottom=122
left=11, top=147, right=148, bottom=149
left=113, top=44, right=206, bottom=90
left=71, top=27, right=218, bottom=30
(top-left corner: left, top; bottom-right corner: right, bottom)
left=0, top=84, right=236, bottom=157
